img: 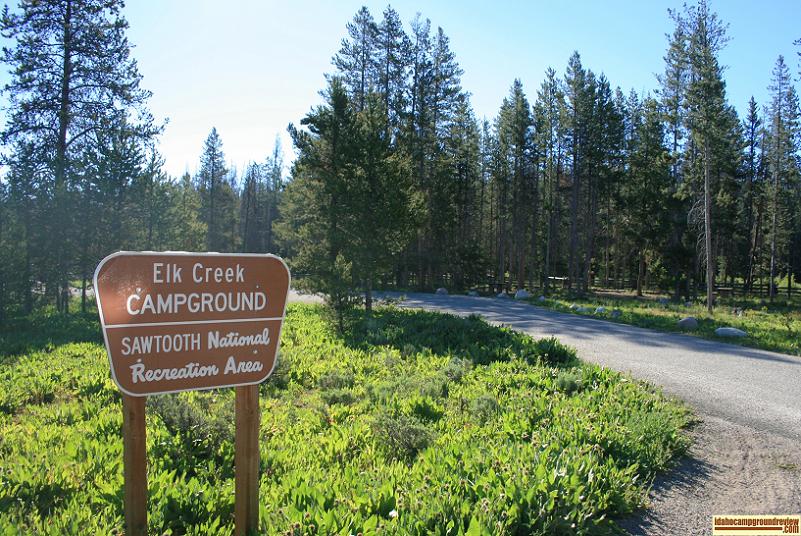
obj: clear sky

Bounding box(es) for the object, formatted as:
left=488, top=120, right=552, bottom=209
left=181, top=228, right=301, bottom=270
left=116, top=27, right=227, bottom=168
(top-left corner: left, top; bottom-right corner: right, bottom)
left=6, top=1, right=801, bottom=178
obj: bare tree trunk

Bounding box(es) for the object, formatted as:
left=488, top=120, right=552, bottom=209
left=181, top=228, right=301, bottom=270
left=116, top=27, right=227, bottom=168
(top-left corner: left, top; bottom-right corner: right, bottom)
left=55, top=0, right=73, bottom=314
left=769, top=168, right=779, bottom=303
left=704, top=140, right=714, bottom=314
left=568, top=165, right=579, bottom=291
left=364, top=276, right=373, bottom=314
left=636, top=251, right=645, bottom=297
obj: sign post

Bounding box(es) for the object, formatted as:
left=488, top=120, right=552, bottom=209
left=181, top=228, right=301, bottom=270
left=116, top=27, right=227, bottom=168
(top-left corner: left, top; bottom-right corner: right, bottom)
left=94, top=252, right=290, bottom=535
left=122, top=395, right=147, bottom=536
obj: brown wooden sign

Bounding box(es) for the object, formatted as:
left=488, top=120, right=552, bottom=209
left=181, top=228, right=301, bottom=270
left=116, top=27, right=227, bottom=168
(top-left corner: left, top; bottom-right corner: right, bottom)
left=94, top=252, right=290, bottom=396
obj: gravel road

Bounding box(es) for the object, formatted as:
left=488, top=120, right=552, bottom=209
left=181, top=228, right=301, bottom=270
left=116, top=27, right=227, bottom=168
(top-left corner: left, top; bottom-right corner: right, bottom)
left=289, top=290, right=801, bottom=533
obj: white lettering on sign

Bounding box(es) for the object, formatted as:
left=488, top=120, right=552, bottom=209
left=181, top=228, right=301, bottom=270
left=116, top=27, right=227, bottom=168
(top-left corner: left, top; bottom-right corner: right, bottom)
left=208, top=328, right=270, bottom=350
left=152, top=263, right=183, bottom=283
left=192, top=262, right=245, bottom=284
left=121, top=333, right=202, bottom=355
left=124, top=291, right=267, bottom=316
left=223, top=356, right=264, bottom=375
left=129, top=359, right=220, bottom=384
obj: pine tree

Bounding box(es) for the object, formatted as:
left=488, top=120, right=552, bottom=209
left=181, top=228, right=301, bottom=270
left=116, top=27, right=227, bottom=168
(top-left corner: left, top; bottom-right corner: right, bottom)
left=168, top=173, right=207, bottom=251
left=563, top=52, right=592, bottom=291
left=376, top=6, right=410, bottom=138
left=624, top=97, right=672, bottom=295
left=332, top=6, right=378, bottom=112
left=683, top=0, right=730, bottom=312
left=533, top=68, right=566, bottom=294
left=279, top=79, right=360, bottom=328
left=765, top=55, right=800, bottom=300
left=494, top=80, right=535, bottom=290
left=1, top=0, right=157, bottom=312
left=239, top=162, right=264, bottom=253
left=197, top=128, right=238, bottom=252
left=742, top=98, right=763, bottom=291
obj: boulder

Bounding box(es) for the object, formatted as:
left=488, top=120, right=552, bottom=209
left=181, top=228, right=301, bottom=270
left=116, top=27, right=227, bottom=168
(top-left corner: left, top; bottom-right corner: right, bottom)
left=715, top=327, right=747, bottom=338
left=569, top=303, right=578, bottom=310
left=595, top=306, right=607, bottom=314
left=685, top=301, right=693, bottom=307
left=677, top=317, right=698, bottom=330
left=575, top=306, right=591, bottom=313
left=611, top=310, right=622, bottom=319
left=467, top=290, right=479, bottom=297
left=514, top=289, right=531, bottom=300
left=538, top=295, right=546, bottom=302
left=435, top=287, right=448, bottom=296
left=497, top=292, right=510, bottom=299
left=658, top=297, right=670, bottom=305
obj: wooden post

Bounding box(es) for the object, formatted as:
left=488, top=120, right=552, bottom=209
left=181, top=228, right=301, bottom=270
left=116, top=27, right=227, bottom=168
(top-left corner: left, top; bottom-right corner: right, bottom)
left=122, top=394, right=147, bottom=536
left=235, top=385, right=260, bottom=536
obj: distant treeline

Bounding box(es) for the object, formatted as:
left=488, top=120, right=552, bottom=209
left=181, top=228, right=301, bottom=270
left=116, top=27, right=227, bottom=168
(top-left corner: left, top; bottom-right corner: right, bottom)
left=0, top=0, right=799, bottom=322
left=282, top=2, right=801, bottom=315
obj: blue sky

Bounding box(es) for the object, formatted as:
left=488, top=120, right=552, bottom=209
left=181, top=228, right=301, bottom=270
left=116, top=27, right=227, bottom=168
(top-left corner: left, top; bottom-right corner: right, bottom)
left=6, top=1, right=801, bottom=178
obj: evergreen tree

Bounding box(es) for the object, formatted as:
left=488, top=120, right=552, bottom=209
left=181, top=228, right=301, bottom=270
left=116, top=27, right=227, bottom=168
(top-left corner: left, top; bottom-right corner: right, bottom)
left=683, top=0, right=730, bottom=312
left=279, top=79, right=360, bottom=328
left=624, top=97, right=673, bottom=295
left=741, top=97, right=763, bottom=291
left=196, top=128, right=238, bottom=252
left=376, top=6, right=410, bottom=138
left=533, top=68, right=566, bottom=294
left=1, top=0, right=158, bottom=312
left=765, top=55, right=800, bottom=299
left=563, top=52, right=593, bottom=291
left=168, top=173, right=207, bottom=251
left=332, top=6, right=378, bottom=111
left=494, top=80, right=536, bottom=290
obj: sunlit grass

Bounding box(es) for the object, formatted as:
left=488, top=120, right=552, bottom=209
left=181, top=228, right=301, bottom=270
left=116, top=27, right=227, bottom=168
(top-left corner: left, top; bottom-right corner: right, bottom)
left=527, top=290, right=801, bottom=356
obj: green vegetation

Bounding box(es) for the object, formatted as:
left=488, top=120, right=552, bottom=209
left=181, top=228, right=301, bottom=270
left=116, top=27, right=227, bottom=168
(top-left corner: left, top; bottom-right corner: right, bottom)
left=0, top=304, right=690, bottom=534
left=526, top=291, right=801, bottom=356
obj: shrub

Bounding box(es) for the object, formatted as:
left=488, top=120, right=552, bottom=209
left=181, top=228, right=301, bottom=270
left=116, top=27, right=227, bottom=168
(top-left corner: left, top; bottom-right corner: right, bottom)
left=469, top=394, right=500, bottom=423
left=317, top=370, right=355, bottom=390
left=371, top=412, right=433, bottom=462
left=532, top=336, right=577, bottom=366
left=149, top=393, right=233, bottom=460
left=441, top=357, right=471, bottom=382
left=320, top=388, right=358, bottom=406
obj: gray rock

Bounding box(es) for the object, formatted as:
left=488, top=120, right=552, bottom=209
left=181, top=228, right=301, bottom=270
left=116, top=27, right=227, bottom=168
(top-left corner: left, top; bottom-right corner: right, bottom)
left=575, top=306, right=591, bottom=313
left=569, top=303, right=578, bottom=310
left=715, top=327, right=747, bottom=338
left=658, top=297, right=670, bottom=305
left=611, top=310, right=622, bottom=318
left=595, top=306, right=607, bottom=314
left=514, top=289, right=531, bottom=300
left=467, top=290, right=479, bottom=297
left=538, top=295, right=546, bottom=302
left=685, top=301, right=693, bottom=307
left=435, top=287, right=448, bottom=296
left=677, top=316, right=698, bottom=330
left=497, top=292, right=510, bottom=299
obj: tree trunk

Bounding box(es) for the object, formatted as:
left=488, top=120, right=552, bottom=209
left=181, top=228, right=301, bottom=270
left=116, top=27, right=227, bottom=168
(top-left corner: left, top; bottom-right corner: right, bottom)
left=55, top=0, right=73, bottom=314
left=769, top=168, right=779, bottom=303
left=364, top=275, right=373, bottom=314
left=636, top=252, right=646, bottom=297
left=704, top=140, right=714, bottom=314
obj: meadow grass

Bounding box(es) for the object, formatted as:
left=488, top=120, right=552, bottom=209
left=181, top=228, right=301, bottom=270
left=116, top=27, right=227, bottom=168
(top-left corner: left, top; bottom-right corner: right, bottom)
left=0, top=304, right=690, bottom=535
